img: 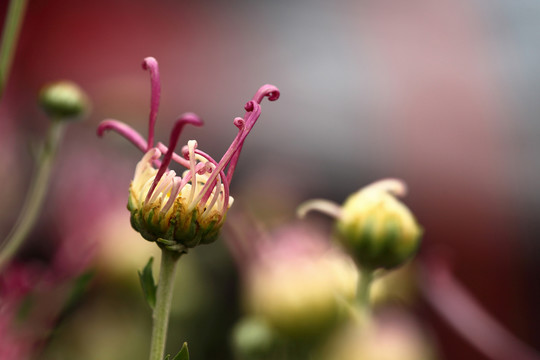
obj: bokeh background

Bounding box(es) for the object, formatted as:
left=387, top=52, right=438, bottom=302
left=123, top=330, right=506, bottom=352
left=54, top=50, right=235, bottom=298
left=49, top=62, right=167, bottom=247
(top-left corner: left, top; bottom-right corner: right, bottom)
left=1, top=0, right=539, bottom=359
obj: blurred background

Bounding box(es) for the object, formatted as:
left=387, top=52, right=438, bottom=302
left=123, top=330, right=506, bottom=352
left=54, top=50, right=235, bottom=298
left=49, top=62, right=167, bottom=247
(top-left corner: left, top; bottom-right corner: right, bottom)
left=0, top=0, right=539, bottom=359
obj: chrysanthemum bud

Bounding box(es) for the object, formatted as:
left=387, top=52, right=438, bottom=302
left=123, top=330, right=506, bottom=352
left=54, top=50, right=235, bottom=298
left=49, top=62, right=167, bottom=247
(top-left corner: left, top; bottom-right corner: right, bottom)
left=244, top=228, right=358, bottom=339
left=127, top=145, right=231, bottom=252
left=335, top=179, right=422, bottom=270
left=39, top=81, right=89, bottom=120
left=97, top=57, right=279, bottom=253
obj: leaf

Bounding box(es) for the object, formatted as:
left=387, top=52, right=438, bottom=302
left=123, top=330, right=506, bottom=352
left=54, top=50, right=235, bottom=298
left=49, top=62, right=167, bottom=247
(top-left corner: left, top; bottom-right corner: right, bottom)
left=57, top=270, right=95, bottom=322
left=171, top=342, right=189, bottom=360
left=138, top=257, right=157, bottom=309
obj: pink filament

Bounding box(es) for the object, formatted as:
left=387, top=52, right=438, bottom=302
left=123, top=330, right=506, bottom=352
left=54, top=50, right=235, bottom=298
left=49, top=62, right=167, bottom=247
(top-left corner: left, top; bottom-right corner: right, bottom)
left=97, top=120, right=148, bottom=152
left=146, top=113, right=202, bottom=202
left=142, top=57, right=161, bottom=151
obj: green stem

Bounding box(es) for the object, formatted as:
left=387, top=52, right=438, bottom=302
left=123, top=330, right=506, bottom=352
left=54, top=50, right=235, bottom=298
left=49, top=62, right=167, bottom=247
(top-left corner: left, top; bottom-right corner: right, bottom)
left=356, top=267, right=374, bottom=320
left=149, top=248, right=181, bottom=360
left=0, top=0, right=28, bottom=100
left=0, top=120, right=65, bottom=271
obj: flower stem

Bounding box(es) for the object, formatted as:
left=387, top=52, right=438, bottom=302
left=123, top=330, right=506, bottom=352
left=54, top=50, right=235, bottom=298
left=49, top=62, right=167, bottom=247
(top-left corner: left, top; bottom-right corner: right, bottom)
left=0, top=119, right=65, bottom=271
left=356, top=267, right=374, bottom=320
left=0, top=0, right=28, bottom=100
left=149, top=248, right=181, bottom=360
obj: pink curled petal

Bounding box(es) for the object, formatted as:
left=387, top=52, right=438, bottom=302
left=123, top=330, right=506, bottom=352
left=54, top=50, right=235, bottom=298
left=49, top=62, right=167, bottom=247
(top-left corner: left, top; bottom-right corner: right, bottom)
left=194, top=149, right=230, bottom=212
left=162, top=177, right=181, bottom=214
left=244, top=101, right=255, bottom=112
left=177, top=161, right=206, bottom=192
left=97, top=119, right=148, bottom=152
left=147, top=113, right=203, bottom=201
left=197, top=162, right=210, bottom=175
left=225, top=102, right=262, bottom=182
left=251, top=84, right=280, bottom=104
left=142, top=57, right=161, bottom=151
left=181, top=145, right=190, bottom=159
left=233, top=117, right=245, bottom=129
left=156, top=142, right=190, bottom=167
left=196, top=101, right=262, bottom=193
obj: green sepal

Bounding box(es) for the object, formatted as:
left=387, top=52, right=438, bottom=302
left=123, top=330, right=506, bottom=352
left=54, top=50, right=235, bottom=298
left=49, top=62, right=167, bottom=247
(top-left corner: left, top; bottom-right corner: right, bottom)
left=138, top=257, right=157, bottom=309
left=171, top=342, right=189, bottom=360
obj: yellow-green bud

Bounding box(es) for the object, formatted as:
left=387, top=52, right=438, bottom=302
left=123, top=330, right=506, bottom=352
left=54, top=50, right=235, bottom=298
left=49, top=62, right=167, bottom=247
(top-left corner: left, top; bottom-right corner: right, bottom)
left=39, top=81, right=90, bottom=120
left=245, top=235, right=358, bottom=339
left=335, top=179, right=422, bottom=270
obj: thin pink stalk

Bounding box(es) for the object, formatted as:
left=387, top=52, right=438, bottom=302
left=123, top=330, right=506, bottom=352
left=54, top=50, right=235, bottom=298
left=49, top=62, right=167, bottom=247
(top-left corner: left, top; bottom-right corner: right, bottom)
left=161, top=177, right=181, bottom=214
left=142, top=57, right=161, bottom=151
left=195, top=101, right=261, bottom=203
left=157, top=142, right=190, bottom=167
left=97, top=120, right=148, bottom=152
left=420, top=259, right=540, bottom=360
left=194, top=148, right=230, bottom=214
left=146, top=113, right=203, bottom=202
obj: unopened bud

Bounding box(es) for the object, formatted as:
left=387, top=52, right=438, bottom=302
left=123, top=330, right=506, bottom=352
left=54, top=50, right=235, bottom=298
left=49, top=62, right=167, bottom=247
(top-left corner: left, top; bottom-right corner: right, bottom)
left=39, top=81, right=90, bottom=120
left=335, top=179, right=422, bottom=270
left=244, top=229, right=358, bottom=339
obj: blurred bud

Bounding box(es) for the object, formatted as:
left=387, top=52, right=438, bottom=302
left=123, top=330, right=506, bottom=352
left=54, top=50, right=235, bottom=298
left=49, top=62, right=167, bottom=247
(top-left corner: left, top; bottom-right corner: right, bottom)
left=324, top=311, right=435, bottom=360
left=39, top=81, right=90, bottom=120
left=244, top=227, right=358, bottom=339
left=335, top=179, right=422, bottom=270
left=232, top=317, right=276, bottom=360
left=94, top=211, right=161, bottom=282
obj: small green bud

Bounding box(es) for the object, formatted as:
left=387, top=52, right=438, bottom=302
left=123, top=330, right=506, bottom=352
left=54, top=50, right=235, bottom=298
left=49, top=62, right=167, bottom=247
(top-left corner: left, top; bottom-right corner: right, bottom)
left=39, top=81, right=90, bottom=120
left=335, top=179, right=422, bottom=270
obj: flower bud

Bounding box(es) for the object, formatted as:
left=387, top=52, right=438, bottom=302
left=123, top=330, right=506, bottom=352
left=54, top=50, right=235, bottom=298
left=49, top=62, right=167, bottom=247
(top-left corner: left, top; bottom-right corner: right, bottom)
left=244, top=227, right=358, bottom=339
left=335, top=179, right=422, bottom=270
left=232, top=317, right=276, bottom=360
left=39, top=81, right=90, bottom=120
left=127, top=147, right=231, bottom=252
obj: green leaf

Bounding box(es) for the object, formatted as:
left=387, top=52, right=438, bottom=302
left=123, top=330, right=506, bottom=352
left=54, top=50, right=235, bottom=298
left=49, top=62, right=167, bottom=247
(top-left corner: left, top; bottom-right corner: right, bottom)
left=138, top=257, right=157, bottom=309
left=171, top=342, right=189, bottom=360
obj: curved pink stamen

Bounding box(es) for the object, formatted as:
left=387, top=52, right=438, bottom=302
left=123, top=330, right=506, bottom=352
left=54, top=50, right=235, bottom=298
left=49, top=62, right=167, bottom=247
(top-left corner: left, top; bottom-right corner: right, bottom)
left=146, top=113, right=203, bottom=202
left=157, top=142, right=190, bottom=168
left=224, top=101, right=262, bottom=183
left=195, top=94, right=267, bottom=204
left=142, top=57, right=161, bottom=151
left=97, top=119, right=148, bottom=152
left=251, top=84, right=280, bottom=104
left=177, top=162, right=208, bottom=192
left=162, top=177, right=182, bottom=214
left=194, top=149, right=230, bottom=214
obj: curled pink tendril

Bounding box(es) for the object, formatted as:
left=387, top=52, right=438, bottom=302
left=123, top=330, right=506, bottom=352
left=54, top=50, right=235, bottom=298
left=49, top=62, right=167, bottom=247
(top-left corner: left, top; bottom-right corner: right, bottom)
left=142, top=57, right=161, bottom=151
left=251, top=84, right=280, bottom=104
left=146, top=113, right=203, bottom=202
left=97, top=120, right=148, bottom=152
